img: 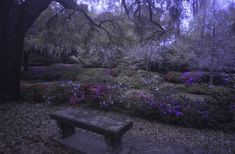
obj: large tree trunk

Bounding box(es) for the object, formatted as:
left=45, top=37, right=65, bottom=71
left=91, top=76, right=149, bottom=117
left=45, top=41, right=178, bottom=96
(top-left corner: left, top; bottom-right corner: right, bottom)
left=0, top=0, right=52, bottom=101
left=0, top=32, right=24, bottom=101
left=23, top=51, right=29, bottom=72
left=0, top=0, right=77, bottom=102
left=0, top=1, right=25, bottom=101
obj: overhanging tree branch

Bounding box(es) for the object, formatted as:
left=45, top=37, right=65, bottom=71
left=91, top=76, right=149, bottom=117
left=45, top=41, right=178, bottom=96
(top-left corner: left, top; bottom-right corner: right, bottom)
left=47, top=8, right=65, bottom=28
left=121, top=0, right=165, bottom=38
left=146, top=0, right=165, bottom=32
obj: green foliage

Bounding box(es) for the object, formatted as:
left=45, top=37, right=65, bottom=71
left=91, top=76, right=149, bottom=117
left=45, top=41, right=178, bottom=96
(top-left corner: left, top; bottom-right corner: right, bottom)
left=75, top=68, right=115, bottom=84
left=21, top=82, right=52, bottom=102
left=119, top=89, right=157, bottom=118
left=183, top=84, right=235, bottom=95
left=205, top=92, right=234, bottom=125
left=164, top=71, right=183, bottom=83
left=21, top=64, right=74, bottom=81
left=45, top=81, right=77, bottom=105
left=25, top=5, right=90, bottom=58
left=116, top=75, right=146, bottom=89
left=59, top=65, right=82, bottom=81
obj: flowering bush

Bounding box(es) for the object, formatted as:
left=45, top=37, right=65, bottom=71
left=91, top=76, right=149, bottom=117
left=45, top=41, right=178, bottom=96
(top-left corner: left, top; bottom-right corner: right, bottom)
left=164, top=71, right=183, bottom=83
left=104, top=68, right=119, bottom=77
left=22, top=79, right=234, bottom=130
left=45, top=81, right=84, bottom=105
left=44, top=80, right=122, bottom=108
left=128, top=88, right=234, bottom=128
left=212, top=73, right=234, bottom=86
left=82, top=83, right=121, bottom=109
left=21, top=83, right=50, bottom=102
left=204, top=92, right=234, bottom=125
left=134, top=91, right=183, bottom=119
left=181, top=71, right=205, bottom=86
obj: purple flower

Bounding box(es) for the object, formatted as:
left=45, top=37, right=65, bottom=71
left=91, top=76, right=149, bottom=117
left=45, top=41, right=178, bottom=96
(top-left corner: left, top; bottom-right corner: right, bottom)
left=181, top=71, right=204, bottom=86
left=175, top=111, right=183, bottom=117
left=232, top=105, right=235, bottom=110
left=69, top=96, right=80, bottom=104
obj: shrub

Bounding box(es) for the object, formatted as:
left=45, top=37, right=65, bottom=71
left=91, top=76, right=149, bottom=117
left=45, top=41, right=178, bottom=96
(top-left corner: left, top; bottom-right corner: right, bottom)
left=21, top=66, right=48, bottom=81
left=184, top=84, right=234, bottom=95
left=21, top=83, right=51, bottom=102
left=164, top=71, right=183, bottom=83
left=73, top=68, right=115, bottom=84
left=130, top=87, right=235, bottom=129
left=81, top=83, right=122, bottom=109
left=21, top=64, right=75, bottom=81
left=43, top=81, right=122, bottom=108
left=205, top=92, right=234, bottom=125
left=116, top=75, right=147, bottom=89
left=211, top=73, right=234, bottom=86
left=104, top=68, right=120, bottom=77
left=45, top=81, right=84, bottom=105
left=181, top=71, right=206, bottom=85
left=59, top=65, right=82, bottom=81
left=164, top=71, right=234, bottom=87
left=119, top=89, right=157, bottom=118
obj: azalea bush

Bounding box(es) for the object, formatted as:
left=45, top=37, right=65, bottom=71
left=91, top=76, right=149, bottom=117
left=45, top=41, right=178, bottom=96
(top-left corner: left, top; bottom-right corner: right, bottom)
left=21, top=83, right=51, bottom=102
left=181, top=71, right=206, bottom=86
left=22, top=79, right=234, bottom=130
left=81, top=83, right=122, bottom=109
left=205, top=93, right=234, bottom=125
left=164, top=71, right=183, bottom=83
left=164, top=71, right=234, bottom=87
left=45, top=81, right=83, bottom=105
left=127, top=88, right=235, bottom=128
left=164, top=71, right=206, bottom=85
left=212, top=73, right=234, bottom=86
left=131, top=92, right=185, bottom=122
left=44, top=81, right=122, bottom=108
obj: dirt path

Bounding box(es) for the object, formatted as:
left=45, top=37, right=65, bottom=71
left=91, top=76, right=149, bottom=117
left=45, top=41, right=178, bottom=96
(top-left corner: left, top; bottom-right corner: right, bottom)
left=0, top=102, right=234, bottom=154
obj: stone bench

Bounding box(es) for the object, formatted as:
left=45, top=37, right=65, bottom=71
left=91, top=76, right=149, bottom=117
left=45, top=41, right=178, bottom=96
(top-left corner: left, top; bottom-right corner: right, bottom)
left=50, top=109, right=133, bottom=154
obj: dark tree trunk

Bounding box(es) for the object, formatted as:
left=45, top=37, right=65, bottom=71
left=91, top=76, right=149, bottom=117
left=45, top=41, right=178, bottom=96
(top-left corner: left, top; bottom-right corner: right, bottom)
left=0, top=0, right=52, bottom=101
left=0, top=2, right=25, bottom=101
left=0, top=33, right=24, bottom=101
left=0, top=0, right=77, bottom=102
left=23, top=51, right=29, bottom=72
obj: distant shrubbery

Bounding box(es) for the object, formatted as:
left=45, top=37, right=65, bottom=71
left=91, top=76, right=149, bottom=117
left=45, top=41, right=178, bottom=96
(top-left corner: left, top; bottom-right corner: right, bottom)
left=164, top=71, right=206, bottom=85
left=164, top=71, right=183, bottom=83
left=25, top=81, right=122, bottom=109
left=164, top=71, right=234, bottom=87
left=21, top=64, right=75, bottom=81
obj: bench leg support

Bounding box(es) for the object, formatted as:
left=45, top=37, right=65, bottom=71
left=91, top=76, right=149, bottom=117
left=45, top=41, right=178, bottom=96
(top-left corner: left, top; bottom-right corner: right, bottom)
left=57, top=122, right=75, bottom=138
left=104, top=136, right=123, bottom=154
